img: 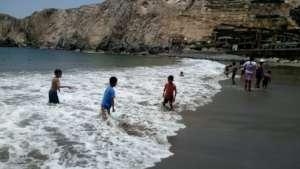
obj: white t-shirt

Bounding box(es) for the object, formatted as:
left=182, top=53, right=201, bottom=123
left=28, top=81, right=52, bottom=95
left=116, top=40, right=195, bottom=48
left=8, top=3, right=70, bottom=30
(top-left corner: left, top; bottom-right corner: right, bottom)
left=243, top=61, right=257, bottom=74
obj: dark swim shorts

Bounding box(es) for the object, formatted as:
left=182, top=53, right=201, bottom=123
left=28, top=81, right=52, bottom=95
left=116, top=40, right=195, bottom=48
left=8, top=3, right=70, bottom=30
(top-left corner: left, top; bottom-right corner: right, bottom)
left=163, top=96, right=174, bottom=104
left=49, top=90, right=59, bottom=104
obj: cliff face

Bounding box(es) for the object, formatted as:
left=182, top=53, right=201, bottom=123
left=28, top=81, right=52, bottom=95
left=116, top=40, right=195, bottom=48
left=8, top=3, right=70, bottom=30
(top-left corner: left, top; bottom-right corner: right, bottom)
left=20, top=0, right=134, bottom=50
left=291, top=5, right=300, bottom=26
left=0, top=0, right=299, bottom=52
left=0, top=14, right=25, bottom=47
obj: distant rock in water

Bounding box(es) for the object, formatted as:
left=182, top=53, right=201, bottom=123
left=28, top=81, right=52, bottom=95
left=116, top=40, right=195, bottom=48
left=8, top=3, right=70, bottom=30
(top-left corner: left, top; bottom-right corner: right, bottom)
left=0, top=0, right=300, bottom=53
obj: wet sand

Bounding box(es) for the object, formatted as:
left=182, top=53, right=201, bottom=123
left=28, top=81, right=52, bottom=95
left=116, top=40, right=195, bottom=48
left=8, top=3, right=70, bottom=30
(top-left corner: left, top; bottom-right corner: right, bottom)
left=150, top=78, right=300, bottom=169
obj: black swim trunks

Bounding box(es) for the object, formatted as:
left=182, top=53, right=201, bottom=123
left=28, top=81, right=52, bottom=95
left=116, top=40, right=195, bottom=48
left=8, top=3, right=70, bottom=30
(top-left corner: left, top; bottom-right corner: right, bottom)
left=163, top=96, right=174, bottom=104
left=49, top=90, right=59, bottom=104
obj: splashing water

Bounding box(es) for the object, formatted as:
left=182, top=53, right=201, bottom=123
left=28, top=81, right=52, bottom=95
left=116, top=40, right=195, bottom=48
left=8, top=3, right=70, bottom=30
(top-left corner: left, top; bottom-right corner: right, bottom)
left=0, top=58, right=224, bottom=169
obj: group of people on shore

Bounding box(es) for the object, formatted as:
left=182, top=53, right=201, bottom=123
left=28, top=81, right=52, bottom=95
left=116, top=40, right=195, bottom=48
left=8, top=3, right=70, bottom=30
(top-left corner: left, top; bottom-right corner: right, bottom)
left=48, top=69, right=178, bottom=120
left=225, top=57, right=272, bottom=92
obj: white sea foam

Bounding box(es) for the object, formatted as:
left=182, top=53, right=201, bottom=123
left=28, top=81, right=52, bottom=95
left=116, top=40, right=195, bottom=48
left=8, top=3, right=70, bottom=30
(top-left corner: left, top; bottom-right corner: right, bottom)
left=0, top=59, right=224, bottom=169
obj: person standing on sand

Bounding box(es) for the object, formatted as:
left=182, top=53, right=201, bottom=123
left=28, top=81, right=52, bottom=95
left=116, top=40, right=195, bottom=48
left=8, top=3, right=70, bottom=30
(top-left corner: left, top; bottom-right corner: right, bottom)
left=49, top=69, right=72, bottom=104
left=263, top=71, right=272, bottom=89
left=100, top=77, right=117, bottom=120
left=243, top=57, right=257, bottom=92
left=163, top=75, right=177, bottom=110
left=231, top=61, right=238, bottom=85
left=224, top=64, right=232, bottom=78
left=239, top=60, right=245, bottom=81
left=255, top=60, right=265, bottom=88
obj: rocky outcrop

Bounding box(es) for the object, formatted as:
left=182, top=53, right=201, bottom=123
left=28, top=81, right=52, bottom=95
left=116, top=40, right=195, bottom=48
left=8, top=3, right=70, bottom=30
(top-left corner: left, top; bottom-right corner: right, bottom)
left=0, top=14, right=25, bottom=47
left=291, top=5, right=300, bottom=26
left=0, top=0, right=299, bottom=52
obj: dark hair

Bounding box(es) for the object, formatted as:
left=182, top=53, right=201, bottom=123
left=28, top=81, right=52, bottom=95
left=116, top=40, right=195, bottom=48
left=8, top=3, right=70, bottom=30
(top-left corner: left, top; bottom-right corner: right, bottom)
left=54, top=69, right=62, bottom=77
left=110, top=76, right=118, bottom=86
left=232, top=61, right=236, bottom=65
left=168, top=75, right=174, bottom=81
left=250, top=57, right=254, bottom=61
left=268, top=70, right=271, bottom=74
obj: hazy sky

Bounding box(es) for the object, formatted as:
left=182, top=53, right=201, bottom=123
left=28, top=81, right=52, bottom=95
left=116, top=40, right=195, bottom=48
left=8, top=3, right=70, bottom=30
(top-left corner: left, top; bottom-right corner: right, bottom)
left=0, top=0, right=104, bottom=18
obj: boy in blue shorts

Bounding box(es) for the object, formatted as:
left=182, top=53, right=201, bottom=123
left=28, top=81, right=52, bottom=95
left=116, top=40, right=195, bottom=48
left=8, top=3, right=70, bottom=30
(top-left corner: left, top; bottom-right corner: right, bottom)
left=100, top=77, right=118, bottom=120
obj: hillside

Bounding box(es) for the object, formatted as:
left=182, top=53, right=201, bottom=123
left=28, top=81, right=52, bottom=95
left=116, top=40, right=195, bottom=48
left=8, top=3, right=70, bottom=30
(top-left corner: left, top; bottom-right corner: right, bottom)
left=0, top=0, right=300, bottom=53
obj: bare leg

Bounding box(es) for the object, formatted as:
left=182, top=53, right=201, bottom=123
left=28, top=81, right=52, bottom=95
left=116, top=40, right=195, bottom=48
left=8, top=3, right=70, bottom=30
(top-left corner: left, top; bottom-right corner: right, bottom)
left=244, top=80, right=248, bottom=91
left=162, top=98, right=166, bottom=107
left=169, top=100, right=174, bottom=110
left=232, top=73, right=236, bottom=85
left=256, top=77, right=262, bottom=88
left=248, top=80, right=252, bottom=92
left=101, top=107, right=108, bottom=120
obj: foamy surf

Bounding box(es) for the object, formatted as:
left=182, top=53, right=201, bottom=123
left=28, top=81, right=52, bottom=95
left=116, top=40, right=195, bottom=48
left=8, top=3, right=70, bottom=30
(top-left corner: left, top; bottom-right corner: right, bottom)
left=0, top=58, right=224, bottom=169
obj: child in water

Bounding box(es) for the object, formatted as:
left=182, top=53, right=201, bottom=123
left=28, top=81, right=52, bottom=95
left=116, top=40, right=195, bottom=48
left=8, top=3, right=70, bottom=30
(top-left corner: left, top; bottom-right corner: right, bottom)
left=49, top=69, right=72, bottom=104
left=263, top=71, right=272, bottom=89
left=100, top=77, right=118, bottom=120
left=224, top=64, right=232, bottom=77
left=163, top=75, right=177, bottom=110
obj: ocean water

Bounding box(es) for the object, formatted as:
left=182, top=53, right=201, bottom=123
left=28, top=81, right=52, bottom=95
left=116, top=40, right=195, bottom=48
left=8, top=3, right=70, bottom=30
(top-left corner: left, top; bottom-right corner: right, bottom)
left=0, top=48, right=224, bottom=169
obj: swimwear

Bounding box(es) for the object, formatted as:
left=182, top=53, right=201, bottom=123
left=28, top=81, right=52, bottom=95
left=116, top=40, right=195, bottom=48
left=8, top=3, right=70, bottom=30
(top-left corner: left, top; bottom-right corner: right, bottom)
left=49, top=90, right=59, bottom=104
left=163, top=96, right=174, bottom=104
left=101, top=86, right=115, bottom=111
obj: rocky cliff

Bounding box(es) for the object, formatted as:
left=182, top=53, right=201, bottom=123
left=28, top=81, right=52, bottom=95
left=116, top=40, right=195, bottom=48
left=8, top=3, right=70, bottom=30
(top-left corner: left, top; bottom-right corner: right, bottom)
left=0, top=0, right=300, bottom=52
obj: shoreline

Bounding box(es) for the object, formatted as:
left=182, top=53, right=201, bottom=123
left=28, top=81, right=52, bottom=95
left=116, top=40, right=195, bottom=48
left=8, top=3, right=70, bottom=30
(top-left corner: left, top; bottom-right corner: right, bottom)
left=1, top=47, right=300, bottom=68
left=149, top=75, right=300, bottom=169
left=158, top=52, right=300, bottom=68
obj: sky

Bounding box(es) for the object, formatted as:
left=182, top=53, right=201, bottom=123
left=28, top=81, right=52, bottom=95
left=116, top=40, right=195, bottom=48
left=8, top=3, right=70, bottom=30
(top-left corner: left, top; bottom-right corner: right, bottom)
left=0, top=0, right=104, bottom=18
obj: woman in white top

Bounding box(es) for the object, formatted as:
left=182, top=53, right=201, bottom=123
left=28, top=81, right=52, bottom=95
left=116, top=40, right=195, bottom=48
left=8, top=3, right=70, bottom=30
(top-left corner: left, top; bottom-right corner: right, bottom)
left=243, top=57, right=257, bottom=92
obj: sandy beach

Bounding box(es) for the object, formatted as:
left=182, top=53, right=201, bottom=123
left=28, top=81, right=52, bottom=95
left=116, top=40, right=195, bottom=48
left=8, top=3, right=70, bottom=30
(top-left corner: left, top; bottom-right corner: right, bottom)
left=150, top=67, right=300, bottom=169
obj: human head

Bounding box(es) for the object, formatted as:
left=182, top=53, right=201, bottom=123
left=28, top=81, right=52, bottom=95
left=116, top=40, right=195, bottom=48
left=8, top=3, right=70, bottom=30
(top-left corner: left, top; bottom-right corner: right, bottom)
left=232, top=61, right=236, bottom=65
left=250, top=57, right=254, bottom=61
left=54, top=69, right=62, bottom=78
left=110, top=76, right=118, bottom=87
left=268, top=70, right=271, bottom=74
left=168, top=75, right=174, bottom=82
left=180, top=71, right=184, bottom=76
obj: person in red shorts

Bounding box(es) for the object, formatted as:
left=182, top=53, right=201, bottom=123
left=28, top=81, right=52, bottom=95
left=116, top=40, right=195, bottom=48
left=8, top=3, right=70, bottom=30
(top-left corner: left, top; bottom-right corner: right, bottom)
left=162, top=75, right=177, bottom=110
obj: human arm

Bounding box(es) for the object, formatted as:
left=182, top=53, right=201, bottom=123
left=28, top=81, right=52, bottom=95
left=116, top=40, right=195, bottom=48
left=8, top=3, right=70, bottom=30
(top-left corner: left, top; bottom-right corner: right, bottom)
left=54, top=78, right=72, bottom=89
left=59, top=85, right=73, bottom=89
left=53, top=78, right=61, bottom=92
left=173, top=86, right=177, bottom=101
left=55, top=78, right=72, bottom=90
left=111, top=97, right=115, bottom=112
left=163, top=84, right=166, bottom=97
left=111, top=88, right=116, bottom=112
